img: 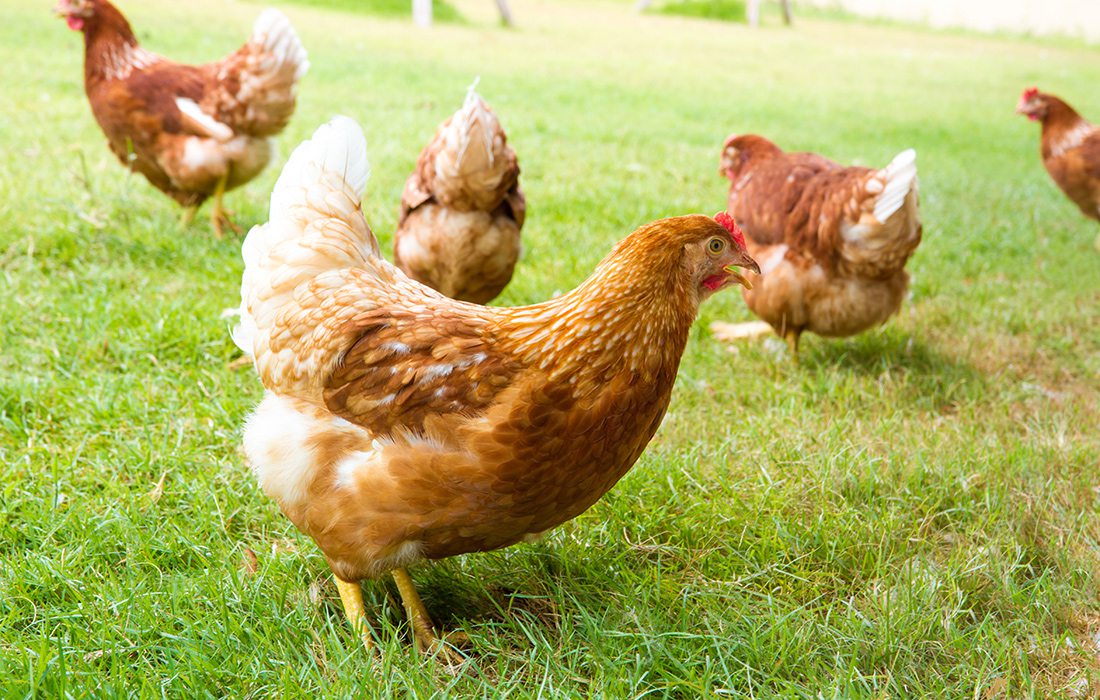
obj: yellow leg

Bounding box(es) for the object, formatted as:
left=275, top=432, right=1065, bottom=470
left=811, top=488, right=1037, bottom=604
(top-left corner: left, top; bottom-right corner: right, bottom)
left=391, top=568, right=464, bottom=664
left=334, top=575, right=375, bottom=652
left=179, top=205, right=197, bottom=227
left=785, top=330, right=801, bottom=365
left=209, top=174, right=240, bottom=238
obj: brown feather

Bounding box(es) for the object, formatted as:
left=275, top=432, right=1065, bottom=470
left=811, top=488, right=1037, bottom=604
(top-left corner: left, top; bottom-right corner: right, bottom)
left=64, top=0, right=305, bottom=209
left=393, top=94, right=524, bottom=304
left=720, top=134, right=921, bottom=343
left=1028, top=93, right=1100, bottom=222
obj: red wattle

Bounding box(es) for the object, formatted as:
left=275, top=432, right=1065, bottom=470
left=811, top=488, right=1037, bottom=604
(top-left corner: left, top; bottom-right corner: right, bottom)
left=702, top=274, right=726, bottom=291
left=67, top=15, right=84, bottom=31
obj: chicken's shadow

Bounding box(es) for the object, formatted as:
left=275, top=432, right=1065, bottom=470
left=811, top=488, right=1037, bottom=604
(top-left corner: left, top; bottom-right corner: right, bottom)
left=804, top=332, right=986, bottom=409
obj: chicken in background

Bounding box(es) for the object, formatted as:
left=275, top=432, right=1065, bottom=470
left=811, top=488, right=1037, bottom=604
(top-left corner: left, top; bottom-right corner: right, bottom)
left=393, top=88, right=525, bottom=304
left=233, top=117, right=758, bottom=658
left=1016, top=88, right=1100, bottom=249
left=711, top=134, right=921, bottom=363
left=56, top=0, right=308, bottom=237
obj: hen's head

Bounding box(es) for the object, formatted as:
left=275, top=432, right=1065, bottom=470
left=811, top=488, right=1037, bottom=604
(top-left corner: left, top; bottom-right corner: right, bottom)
left=606, top=213, right=759, bottom=304
left=1016, top=87, right=1047, bottom=122
left=720, top=134, right=783, bottom=181
left=54, top=0, right=125, bottom=34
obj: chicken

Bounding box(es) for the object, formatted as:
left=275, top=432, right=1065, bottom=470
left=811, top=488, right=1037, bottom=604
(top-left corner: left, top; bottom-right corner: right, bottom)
left=56, top=0, right=308, bottom=237
left=1016, top=88, right=1100, bottom=249
left=393, top=88, right=525, bottom=304
left=233, top=117, right=759, bottom=657
left=711, top=134, right=921, bottom=362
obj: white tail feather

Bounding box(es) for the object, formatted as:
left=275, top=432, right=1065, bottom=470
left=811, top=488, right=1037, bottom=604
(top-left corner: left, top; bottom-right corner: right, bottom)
left=252, top=8, right=309, bottom=82
left=233, top=116, right=374, bottom=356
left=871, top=148, right=917, bottom=224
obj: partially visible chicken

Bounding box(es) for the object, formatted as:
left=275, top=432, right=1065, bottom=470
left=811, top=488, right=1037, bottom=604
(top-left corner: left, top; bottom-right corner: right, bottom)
left=56, top=0, right=308, bottom=236
left=393, top=89, right=525, bottom=304
left=1016, top=88, right=1100, bottom=248
left=711, top=134, right=921, bottom=362
left=233, top=117, right=758, bottom=657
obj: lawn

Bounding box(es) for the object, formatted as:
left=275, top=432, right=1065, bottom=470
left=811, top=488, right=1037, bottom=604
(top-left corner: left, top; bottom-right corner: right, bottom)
left=2, top=0, right=1099, bottom=696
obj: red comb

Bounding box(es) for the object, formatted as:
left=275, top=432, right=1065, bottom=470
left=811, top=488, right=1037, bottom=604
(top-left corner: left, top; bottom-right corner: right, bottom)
left=1023, top=87, right=1039, bottom=100
left=714, top=211, right=746, bottom=248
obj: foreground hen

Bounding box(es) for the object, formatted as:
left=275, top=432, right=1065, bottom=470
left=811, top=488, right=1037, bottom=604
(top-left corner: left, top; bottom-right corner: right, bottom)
left=1016, top=88, right=1100, bottom=248
left=56, top=0, right=308, bottom=236
left=234, top=117, right=758, bottom=656
left=394, top=89, right=525, bottom=304
left=712, top=134, right=921, bottom=362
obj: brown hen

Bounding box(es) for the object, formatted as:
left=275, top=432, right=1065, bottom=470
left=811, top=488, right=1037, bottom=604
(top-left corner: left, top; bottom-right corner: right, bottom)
left=56, top=0, right=308, bottom=236
left=711, top=134, right=921, bottom=362
left=394, top=89, right=525, bottom=304
left=233, top=117, right=758, bottom=658
left=1017, top=88, right=1100, bottom=249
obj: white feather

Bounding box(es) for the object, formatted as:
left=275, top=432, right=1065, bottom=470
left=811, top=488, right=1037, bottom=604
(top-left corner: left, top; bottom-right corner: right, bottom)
left=175, top=97, right=233, bottom=141
left=251, top=8, right=309, bottom=81
left=871, top=148, right=917, bottom=224
left=232, top=116, right=371, bottom=355
left=270, top=115, right=370, bottom=222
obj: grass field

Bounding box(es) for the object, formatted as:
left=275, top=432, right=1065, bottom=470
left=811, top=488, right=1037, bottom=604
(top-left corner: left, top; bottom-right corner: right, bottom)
left=3, top=0, right=1100, bottom=696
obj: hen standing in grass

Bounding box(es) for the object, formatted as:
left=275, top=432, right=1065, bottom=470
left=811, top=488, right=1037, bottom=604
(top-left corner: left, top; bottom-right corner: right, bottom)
left=1016, top=88, right=1100, bottom=249
left=711, top=134, right=921, bottom=362
left=233, top=117, right=758, bottom=657
left=56, top=0, right=308, bottom=237
left=394, top=89, right=525, bottom=304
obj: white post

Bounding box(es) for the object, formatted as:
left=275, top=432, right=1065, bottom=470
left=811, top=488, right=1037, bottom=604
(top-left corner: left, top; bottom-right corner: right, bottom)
left=413, top=0, right=432, bottom=27
left=747, top=0, right=760, bottom=27
left=495, top=0, right=514, bottom=26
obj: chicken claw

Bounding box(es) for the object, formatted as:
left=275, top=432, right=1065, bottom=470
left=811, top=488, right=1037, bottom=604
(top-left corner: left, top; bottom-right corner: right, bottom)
left=210, top=174, right=242, bottom=238
left=392, top=568, right=466, bottom=667
left=334, top=576, right=375, bottom=653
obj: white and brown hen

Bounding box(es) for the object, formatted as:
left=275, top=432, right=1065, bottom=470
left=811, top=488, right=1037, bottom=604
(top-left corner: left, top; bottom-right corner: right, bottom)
left=233, top=117, right=758, bottom=658
left=56, top=0, right=308, bottom=236
left=393, top=89, right=525, bottom=304
left=711, top=134, right=921, bottom=362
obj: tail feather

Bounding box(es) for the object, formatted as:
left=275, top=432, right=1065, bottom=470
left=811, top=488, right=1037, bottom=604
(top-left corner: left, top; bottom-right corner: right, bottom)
left=221, top=8, right=309, bottom=136
left=425, top=85, right=516, bottom=209
left=251, top=8, right=310, bottom=83
left=233, top=117, right=377, bottom=371
left=439, top=87, right=500, bottom=176
left=871, top=148, right=917, bottom=224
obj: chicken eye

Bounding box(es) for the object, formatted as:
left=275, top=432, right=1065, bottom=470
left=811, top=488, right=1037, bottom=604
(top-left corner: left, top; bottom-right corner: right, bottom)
left=707, top=238, right=725, bottom=255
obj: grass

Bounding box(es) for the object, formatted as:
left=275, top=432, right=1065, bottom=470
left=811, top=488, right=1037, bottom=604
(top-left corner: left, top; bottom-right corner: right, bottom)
left=3, top=0, right=1100, bottom=695
left=652, top=0, right=746, bottom=24
left=274, top=0, right=464, bottom=24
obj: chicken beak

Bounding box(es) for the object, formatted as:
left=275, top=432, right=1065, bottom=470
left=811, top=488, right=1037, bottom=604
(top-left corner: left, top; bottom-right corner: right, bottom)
left=723, top=251, right=760, bottom=290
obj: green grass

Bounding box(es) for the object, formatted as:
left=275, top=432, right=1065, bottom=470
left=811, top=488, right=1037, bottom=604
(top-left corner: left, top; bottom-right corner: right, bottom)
left=652, top=0, right=746, bottom=24
left=275, top=0, right=464, bottom=24
left=3, top=0, right=1100, bottom=696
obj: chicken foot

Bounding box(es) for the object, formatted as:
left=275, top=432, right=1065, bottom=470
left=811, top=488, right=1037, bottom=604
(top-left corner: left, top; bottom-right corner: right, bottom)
left=391, top=568, right=466, bottom=666
left=335, top=575, right=375, bottom=652
left=209, top=173, right=241, bottom=238
left=785, top=329, right=801, bottom=364
left=180, top=205, right=198, bottom=228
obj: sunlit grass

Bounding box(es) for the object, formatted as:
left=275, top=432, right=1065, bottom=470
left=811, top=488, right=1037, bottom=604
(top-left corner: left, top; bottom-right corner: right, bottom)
left=2, top=0, right=1099, bottom=695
